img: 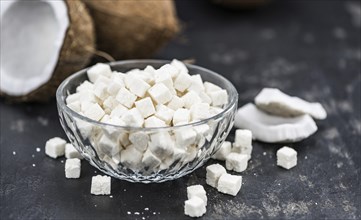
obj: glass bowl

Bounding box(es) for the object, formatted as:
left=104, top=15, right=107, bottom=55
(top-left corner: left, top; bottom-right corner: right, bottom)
left=56, top=60, right=238, bottom=183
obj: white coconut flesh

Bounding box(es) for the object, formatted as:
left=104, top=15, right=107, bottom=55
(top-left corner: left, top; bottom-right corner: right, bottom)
left=235, top=103, right=318, bottom=143
left=0, top=0, right=69, bottom=96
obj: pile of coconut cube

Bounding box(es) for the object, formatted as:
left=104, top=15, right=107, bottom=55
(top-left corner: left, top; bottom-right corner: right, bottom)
left=65, top=60, right=229, bottom=173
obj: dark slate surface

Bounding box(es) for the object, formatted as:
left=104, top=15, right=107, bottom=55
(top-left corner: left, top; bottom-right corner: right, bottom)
left=1, top=0, right=360, bottom=219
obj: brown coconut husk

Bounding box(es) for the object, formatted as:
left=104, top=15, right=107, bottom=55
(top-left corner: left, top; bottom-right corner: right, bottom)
left=1, top=0, right=95, bottom=102
left=83, top=0, right=180, bottom=59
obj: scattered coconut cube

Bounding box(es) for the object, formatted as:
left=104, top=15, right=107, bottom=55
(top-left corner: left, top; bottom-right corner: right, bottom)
left=206, top=163, right=227, bottom=188
left=65, top=158, right=81, bottom=179
left=116, top=87, right=137, bottom=108
left=234, top=129, right=252, bottom=147
left=135, top=97, right=155, bottom=118
left=45, top=137, right=66, bottom=159
left=226, top=153, right=249, bottom=172
left=87, top=63, right=112, bottom=83
left=187, top=185, right=207, bottom=204
left=184, top=197, right=206, bottom=218
left=91, top=175, right=111, bottom=195
left=212, top=141, right=232, bottom=161
left=217, top=173, right=242, bottom=196
left=277, top=146, right=297, bottom=170
left=65, top=143, right=83, bottom=159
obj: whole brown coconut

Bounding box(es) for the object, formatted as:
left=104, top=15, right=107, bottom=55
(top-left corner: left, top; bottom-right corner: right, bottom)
left=0, top=0, right=95, bottom=102
left=83, top=0, right=180, bottom=59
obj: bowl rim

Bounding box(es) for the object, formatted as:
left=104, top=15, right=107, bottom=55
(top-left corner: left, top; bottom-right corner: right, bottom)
left=56, top=59, right=238, bottom=131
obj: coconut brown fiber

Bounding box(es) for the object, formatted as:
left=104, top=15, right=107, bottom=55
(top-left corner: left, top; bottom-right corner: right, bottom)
left=1, top=0, right=95, bottom=102
left=83, top=0, right=180, bottom=59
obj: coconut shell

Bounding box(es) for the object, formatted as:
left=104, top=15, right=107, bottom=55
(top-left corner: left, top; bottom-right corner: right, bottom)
left=1, top=0, right=95, bottom=102
left=83, top=0, right=180, bottom=59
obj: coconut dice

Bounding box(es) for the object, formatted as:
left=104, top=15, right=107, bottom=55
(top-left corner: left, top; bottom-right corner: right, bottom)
left=64, top=60, right=229, bottom=172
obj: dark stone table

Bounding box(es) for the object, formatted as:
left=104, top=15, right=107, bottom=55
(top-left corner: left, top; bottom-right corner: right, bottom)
left=1, top=0, right=360, bottom=219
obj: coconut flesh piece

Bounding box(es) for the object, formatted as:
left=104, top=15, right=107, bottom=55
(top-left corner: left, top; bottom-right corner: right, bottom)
left=0, top=0, right=95, bottom=102
left=234, top=103, right=318, bottom=143
left=255, top=88, right=327, bottom=120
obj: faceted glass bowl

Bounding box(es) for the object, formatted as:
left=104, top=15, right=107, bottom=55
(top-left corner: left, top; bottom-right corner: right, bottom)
left=56, top=60, right=238, bottom=183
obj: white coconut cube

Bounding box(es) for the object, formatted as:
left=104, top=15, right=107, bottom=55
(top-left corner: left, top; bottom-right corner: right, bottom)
left=174, top=128, right=197, bottom=148
left=209, top=89, right=228, bottom=107
left=67, top=101, right=81, bottom=113
left=206, top=163, right=227, bottom=188
left=148, top=83, right=173, bottom=104
left=234, top=129, right=252, bottom=148
left=45, top=137, right=66, bottom=159
left=172, top=108, right=190, bottom=125
left=65, top=143, right=83, bottom=159
left=217, top=173, right=242, bottom=196
left=124, top=74, right=150, bottom=97
left=184, top=197, right=206, bottom=218
left=87, top=63, right=112, bottom=83
left=115, top=87, right=137, bottom=108
left=154, top=104, right=174, bottom=124
left=149, top=132, right=174, bottom=160
left=141, top=149, right=161, bottom=169
left=226, top=153, right=249, bottom=172
left=277, top=146, right=297, bottom=170
left=120, top=145, right=143, bottom=170
left=171, top=59, right=188, bottom=76
left=182, top=91, right=202, bottom=109
left=129, top=131, right=149, bottom=152
left=107, top=80, right=124, bottom=96
left=190, top=103, right=210, bottom=121
left=91, top=175, right=111, bottom=195
left=144, top=116, right=167, bottom=128
left=83, top=103, right=105, bottom=121
left=167, top=96, right=184, bottom=110
left=135, top=97, right=155, bottom=118
left=65, top=158, right=81, bottom=179
left=174, top=72, right=192, bottom=92
left=121, top=108, right=144, bottom=127
left=204, top=82, right=222, bottom=94
left=212, top=141, right=232, bottom=161
left=98, top=134, right=121, bottom=156
left=156, top=63, right=178, bottom=82
left=93, top=81, right=108, bottom=100
left=187, top=74, right=205, bottom=93
left=109, top=104, right=128, bottom=119
left=187, top=185, right=207, bottom=204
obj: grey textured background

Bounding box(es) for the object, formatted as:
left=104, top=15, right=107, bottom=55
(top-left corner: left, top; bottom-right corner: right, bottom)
left=1, top=0, right=360, bottom=219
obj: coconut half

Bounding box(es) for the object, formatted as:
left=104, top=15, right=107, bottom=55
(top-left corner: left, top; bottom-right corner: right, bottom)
left=0, top=0, right=95, bottom=102
left=235, top=103, right=318, bottom=143
left=255, top=88, right=327, bottom=120
left=83, top=0, right=180, bottom=59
